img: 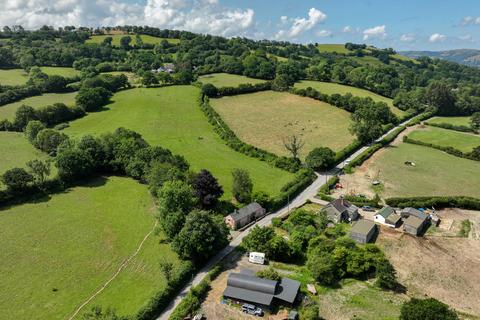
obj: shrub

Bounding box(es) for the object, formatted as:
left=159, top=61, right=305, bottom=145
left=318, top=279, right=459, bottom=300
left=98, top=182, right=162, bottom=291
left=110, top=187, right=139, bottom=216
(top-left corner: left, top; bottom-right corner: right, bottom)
left=256, top=267, right=281, bottom=281
left=400, top=298, right=458, bottom=320
left=24, top=120, right=45, bottom=143
left=1, top=167, right=34, bottom=193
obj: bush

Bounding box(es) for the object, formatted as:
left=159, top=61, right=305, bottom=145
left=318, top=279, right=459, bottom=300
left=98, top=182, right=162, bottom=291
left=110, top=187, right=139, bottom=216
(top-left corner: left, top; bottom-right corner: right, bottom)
left=400, top=298, right=458, bottom=320
left=35, top=128, right=69, bottom=155
left=256, top=267, right=281, bottom=281
left=1, top=167, right=34, bottom=193
left=318, top=175, right=339, bottom=195
left=386, top=196, right=480, bottom=210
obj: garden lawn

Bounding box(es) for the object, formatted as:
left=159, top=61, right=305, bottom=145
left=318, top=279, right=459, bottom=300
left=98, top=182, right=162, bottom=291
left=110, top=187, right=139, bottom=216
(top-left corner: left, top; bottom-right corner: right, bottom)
left=294, top=80, right=405, bottom=117
left=64, top=86, right=294, bottom=198
left=40, top=67, right=80, bottom=78
left=198, top=73, right=266, bottom=87
left=0, top=91, right=77, bottom=120
left=0, top=176, right=179, bottom=319
left=408, top=126, right=480, bottom=152
left=0, top=132, right=53, bottom=189
left=210, top=91, right=354, bottom=158
left=86, top=34, right=180, bottom=46
left=0, top=68, right=28, bottom=86
left=428, top=116, right=472, bottom=127
left=368, top=143, right=480, bottom=198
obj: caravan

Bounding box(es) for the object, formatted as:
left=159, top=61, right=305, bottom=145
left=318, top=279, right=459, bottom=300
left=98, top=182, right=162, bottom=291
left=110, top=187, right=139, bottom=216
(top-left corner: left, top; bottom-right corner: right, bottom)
left=248, top=252, right=265, bottom=265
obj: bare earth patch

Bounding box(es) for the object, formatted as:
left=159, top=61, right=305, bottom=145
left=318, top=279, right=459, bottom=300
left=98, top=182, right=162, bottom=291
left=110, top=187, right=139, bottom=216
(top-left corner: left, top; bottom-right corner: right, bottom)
left=377, top=208, right=480, bottom=316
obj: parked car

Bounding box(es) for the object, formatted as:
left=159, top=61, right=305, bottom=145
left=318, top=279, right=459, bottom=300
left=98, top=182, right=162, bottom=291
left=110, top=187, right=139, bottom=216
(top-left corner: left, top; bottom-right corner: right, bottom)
left=241, top=303, right=263, bottom=316
left=362, top=206, right=375, bottom=212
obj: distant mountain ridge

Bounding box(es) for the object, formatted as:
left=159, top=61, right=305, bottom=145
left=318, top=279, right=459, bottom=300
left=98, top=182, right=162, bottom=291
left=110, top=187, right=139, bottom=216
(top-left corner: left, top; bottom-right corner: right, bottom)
left=400, top=49, right=480, bottom=67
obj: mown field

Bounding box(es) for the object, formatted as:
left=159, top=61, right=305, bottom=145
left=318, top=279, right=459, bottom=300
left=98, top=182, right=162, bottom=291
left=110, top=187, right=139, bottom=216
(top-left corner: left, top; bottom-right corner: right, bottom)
left=367, top=142, right=480, bottom=198
left=408, top=126, right=480, bottom=152
left=198, top=73, right=266, bottom=87
left=210, top=91, right=354, bottom=158
left=294, top=80, right=405, bottom=116
left=0, top=91, right=77, bottom=120
left=0, top=176, right=179, bottom=319
left=86, top=34, right=180, bottom=46
left=40, top=66, right=80, bottom=78
left=428, top=116, right=472, bottom=127
left=0, top=132, right=52, bottom=181
left=64, top=86, right=294, bottom=198
left=0, top=69, right=28, bottom=86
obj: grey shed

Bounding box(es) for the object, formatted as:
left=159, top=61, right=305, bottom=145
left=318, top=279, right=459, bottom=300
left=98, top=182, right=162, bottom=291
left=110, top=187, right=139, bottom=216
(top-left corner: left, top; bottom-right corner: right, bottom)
left=349, top=220, right=377, bottom=244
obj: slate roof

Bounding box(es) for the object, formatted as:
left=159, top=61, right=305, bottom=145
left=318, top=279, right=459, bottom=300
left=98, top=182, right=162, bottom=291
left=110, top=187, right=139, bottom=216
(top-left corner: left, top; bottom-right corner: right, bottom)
left=350, top=219, right=376, bottom=235
left=223, top=271, right=300, bottom=306
left=324, top=199, right=357, bottom=215
left=229, top=202, right=263, bottom=222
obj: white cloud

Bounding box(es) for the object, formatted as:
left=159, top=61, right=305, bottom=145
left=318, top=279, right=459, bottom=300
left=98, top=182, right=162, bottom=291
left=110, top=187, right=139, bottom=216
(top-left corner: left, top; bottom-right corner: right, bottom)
left=316, top=30, right=332, bottom=37
left=429, top=33, right=447, bottom=43
left=461, top=16, right=480, bottom=26
left=458, top=34, right=473, bottom=41
left=275, top=7, right=327, bottom=39
left=342, top=25, right=353, bottom=33
left=400, top=34, right=415, bottom=42
left=0, top=0, right=255, bottom=37
left=362, top=25, right=387, bottom=40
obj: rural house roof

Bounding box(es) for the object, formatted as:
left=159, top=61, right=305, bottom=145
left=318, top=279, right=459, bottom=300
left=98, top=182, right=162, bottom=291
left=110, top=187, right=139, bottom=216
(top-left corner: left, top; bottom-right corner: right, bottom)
left=229, top=202, right=263, bottom=222
left=376, top=206, right=395, bottom=219
left=350, top=219, right=376, bottom=235
left=324, top=198, right=357, bottom=215
left=223, top=271, right=300, bottom=306
left=386, top=214, right=402, bottom=225
left=404, top=215, right=426, bottom=229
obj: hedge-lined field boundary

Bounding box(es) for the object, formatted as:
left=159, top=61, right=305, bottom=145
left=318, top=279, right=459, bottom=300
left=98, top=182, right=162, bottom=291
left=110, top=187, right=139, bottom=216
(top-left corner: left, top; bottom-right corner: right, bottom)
left=403, top=136, right=479, bottom=162
left=425, top=121, right=477, bottom=134
left=386, top=196, right=480, bottom=210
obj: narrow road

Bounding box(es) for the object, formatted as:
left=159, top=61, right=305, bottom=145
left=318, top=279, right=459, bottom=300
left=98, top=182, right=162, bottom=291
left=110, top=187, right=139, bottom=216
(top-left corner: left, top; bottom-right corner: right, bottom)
left=156, top=117, right=413, bottom=320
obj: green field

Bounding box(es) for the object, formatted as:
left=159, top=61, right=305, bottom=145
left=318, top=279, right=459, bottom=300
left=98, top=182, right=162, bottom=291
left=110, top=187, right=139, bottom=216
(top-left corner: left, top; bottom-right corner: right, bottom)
left=294, top=80, right=405, bottom=116
left=408, top=126, right=480, bottom=152
left=40, top=66, right=80, bottom=78
left=198, top=73, right=266, bottom=87
left=317, top=44, right=352, bottom=54
left=86, top=34, right=180, bottom=46
left=0, top=91, right=77, bottom=120
left=0, top=69, right=28, bottom=86
left=369, top=143, right=480, bottom=198
left=428, top=116, right=472, bottom=127
left=210, top=91, right=354, bottom=157
left=64, top=86, right=294, bottom=198
left=0, top=176, right=179, bottom=319
left=317, top=279, right=405, bottom=320
left=0, top=132, right=51, bottom=179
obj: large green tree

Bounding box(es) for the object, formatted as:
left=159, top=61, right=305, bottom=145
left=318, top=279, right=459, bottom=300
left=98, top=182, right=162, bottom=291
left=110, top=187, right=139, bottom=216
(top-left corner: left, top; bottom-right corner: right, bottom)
left=350, top=102, right=393, bottom=143
left=231, top=168, right=253, bottom=203
left=305, top=147, right=336, bottom=171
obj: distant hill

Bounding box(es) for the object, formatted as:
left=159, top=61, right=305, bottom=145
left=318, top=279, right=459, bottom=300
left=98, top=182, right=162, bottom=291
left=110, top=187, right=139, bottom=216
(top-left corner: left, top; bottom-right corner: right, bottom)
left=400, top=49, right=480, bottom=67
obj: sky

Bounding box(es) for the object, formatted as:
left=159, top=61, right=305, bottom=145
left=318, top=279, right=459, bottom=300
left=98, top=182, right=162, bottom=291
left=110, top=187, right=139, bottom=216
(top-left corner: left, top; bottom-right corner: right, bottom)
left=1, top=0, right=480, bottom=51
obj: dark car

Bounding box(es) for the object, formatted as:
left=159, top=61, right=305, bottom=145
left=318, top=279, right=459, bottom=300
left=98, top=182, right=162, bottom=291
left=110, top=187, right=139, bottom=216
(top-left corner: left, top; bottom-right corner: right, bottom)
left=362, top=205, right=375, bottom=212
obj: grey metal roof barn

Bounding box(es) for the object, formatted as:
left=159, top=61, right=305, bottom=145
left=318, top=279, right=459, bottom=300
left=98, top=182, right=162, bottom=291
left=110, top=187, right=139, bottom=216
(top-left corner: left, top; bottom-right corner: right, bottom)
left=322, top=198, right=359, bottom=223
left=223, top=271, right=300, bottom=307
left=401, top=207, right=428, bottom=220
left=230, top=202, right=263, bottom=222
left=349, top=219, right=377, bottom=244
left=225, top=202, right=266, bottom=230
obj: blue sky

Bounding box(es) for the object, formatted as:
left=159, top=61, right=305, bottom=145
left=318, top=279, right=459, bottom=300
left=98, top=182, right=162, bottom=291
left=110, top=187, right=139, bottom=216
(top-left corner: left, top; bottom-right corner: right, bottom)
left=2, top=0, right=480, bottom=50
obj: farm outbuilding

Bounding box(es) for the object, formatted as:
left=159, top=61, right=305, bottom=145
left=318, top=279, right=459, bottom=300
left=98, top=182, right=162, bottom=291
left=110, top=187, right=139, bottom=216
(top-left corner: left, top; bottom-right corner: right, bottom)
left=349, top=220, right=377, bottom=244
left=223, top=270, right=300, bottom=309
left=403, top=215, right=428, bottom=236
left=374, top=206, right=402, bottom=228
left=224, top=202, right=266, bottom=230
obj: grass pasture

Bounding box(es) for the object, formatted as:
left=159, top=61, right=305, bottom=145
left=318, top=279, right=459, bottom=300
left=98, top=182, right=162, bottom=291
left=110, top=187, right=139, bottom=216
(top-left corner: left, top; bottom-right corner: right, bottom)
left=0, top=176, right=179, bottom=319
left=317, top=44, right=352, bottom=54
left=40, top=66, right=80, bottom=78
left=0, top=91, right=77, bottom=120
left=210, top=91, right=354, bottom=157
left=294, top=80, right=405, bottom=117
left=428, top=116, right=472, bottom=127
left=0, top=132, right=51, bottom=179
left=198, top=73, right=266, bottom=88
left=317, top=279, right=405, bottom=320
left=86, top=34, right=180, bottom=46
left=0, top=68, right=28, bottom=86
left=408, top=126, right=480, bottom=152
left=64, top=86, right=294, bottom=198
left=366, top=142, right=480, bottom=198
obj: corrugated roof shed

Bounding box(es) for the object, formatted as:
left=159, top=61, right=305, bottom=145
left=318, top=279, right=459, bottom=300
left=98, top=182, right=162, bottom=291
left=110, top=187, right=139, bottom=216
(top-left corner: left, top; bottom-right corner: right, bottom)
left=404, top=215, right=425, bottom=229
left=377, top=206, right=395, bottom=219
left=350, top=219, right=376, bottom=235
